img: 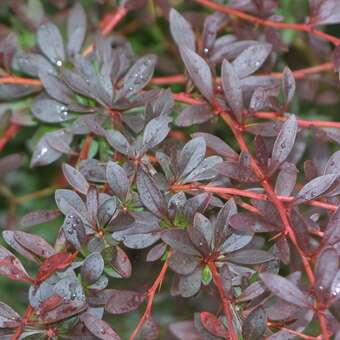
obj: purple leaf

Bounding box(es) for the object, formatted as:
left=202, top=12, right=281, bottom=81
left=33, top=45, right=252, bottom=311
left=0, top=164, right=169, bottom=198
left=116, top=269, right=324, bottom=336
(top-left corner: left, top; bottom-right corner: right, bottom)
left=294, top=173, right=338, bottom=204
left=146, top=242, right=167, bottom=262
left=67, top=3, right=87, bottom=57
left=81, top=313, right=120, bottom=340
left=324, top=208, right=340, bottom=246
left=13, top=52, right=55, bottom=77
left=37, top=22, right=65, bottom=65
left=62, top=163, right=89, bottom=195
left=221, top=59, right=244, bottom=122
left=62, top=214, right=86, bottom=250
left=187, top=213, right=212, bottom=255
left=39, top=72, right=73, bottom=104
left=55, top=189, right=88, bottom=220
left=13, top=231, right=55, bottom=258
left=169, top=251, right=199, bottom=275
left=178, top=268, right=202, bottom=297
left=282, top=67, right=296, bottom=105
left=274, top=162, right=298, bottom=196
left=315, top=247, right=339, bottom=292
left=32, top=98, right=75, bottom=123
left=271, top=115, right=298, bottom=171
left=214, top=199, right=237, bottom=247
left=136, top=168, right=166, bottom=218
left=0, top=245, right=31, bottom=282
left=232, top=43, right=272, bottom=78
left=105, top=129, right=130, bottom=155
left=0, top=301, right=21, bottom=328
left=260, top=272, right=311, bottom=308
left=226, top=249, right=274, bottom=265
left=81, top=252, right=104, bottom=284
left=121, top=55, right=157, bottom=97
left=324, top=151, right=340, bottom=174
left=191, top=132, right=237, bottom=160
left=179, top=137, right=206, bottom=180
left=169, top=8, right=196, bottom=51
left=179, top=47, right=214, bottom=103
left=176, top=104, right=214, bottom=127
left=229, top=212, right=278, bottom=233
left=105, top=290, right=145, bottom=314
left=106, top=161, right=129, bottom=201
left=162, top=229, right=200, bottom=256
left=200, top=312, right=228, bottom=338
left=20, top=209, right=61, bottom=227
left=242, top=307, right=267, bottom=340
left=310, top=0, right=340, bottom=25
left=143, top=116, right=171, bottom=149
left=111, top=246, right=132, bottom=278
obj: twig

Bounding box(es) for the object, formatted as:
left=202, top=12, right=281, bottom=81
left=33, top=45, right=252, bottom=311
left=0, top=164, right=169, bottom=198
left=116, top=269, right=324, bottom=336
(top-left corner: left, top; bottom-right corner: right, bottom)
left=0, top=123, right=20, bottom=152
left=208, top=261, right=238, bottom=340
left=129, top=251, right=171, bottom=340
left=194, top=0, right=340, bottom=46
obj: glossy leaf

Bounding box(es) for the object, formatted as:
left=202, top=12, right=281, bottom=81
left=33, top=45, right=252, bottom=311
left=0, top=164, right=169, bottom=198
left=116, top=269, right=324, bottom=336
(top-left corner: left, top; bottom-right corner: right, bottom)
left=260, top=272, right=311, bottom=308
left=271, top=115, right=298, bottom=171
left=294, top=174, right=338, bottom=204
left=169, top=9, right=195, bottom=51
left=179, top=47, right=214, bottom=103
left=82, top=313, right=120, bottom=340
left=62, top=163, right=89, bottom=195
left=105, top=290, right=145, bottom=314
left=106, top=161, right=129, bottom=201
left=37, top=22, right=65, bottom=65
left=221, top=59, right=244, bottom=122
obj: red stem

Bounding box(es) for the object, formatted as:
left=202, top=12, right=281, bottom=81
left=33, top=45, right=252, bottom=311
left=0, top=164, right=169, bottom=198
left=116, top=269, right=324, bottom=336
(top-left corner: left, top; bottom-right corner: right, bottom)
left=208, top=261, right=238, bottom=340
left=129, top=252, right=171, bottom=340
left=11, top=305, right=34, bottom=340
left=171, top=183, right=337, bottom=212
left=194, top=0, right=340, bottom=46
left=151, top=62, right=334, bottom=85
left=0, top=123, right=20, bottom=152
left=174, top=93, right=340, bottom=130
left=78, top=134, right=93, bottom=162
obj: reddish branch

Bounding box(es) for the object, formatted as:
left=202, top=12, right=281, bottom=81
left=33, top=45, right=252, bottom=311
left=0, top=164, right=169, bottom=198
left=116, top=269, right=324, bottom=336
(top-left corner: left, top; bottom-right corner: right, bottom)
left=0, top=122, right=19, bottom=152
left=208, top=261, right=238, bottom=340
left=194, top=0, right=340, bottom=46
left=174, top=93, right=340, bottom=130
left=129, top=251, right=171, bottom=340
left=78, top=134, right=93, bottom=162
left=214, top=105, right=330, bottom=339
left=171, top=184, right=338, bottom=212
left=151, top=62, right=334, bottom=85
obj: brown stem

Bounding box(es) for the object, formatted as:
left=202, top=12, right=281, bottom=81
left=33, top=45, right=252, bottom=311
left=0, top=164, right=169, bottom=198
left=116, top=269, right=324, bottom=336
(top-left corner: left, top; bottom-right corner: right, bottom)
left=208, top=261, right=238, bottom=340
left=151, top=62, right=334, bottom=85
left=171, top=184, right=338, bottom=212
left=194, top=0, right=340, bottom=46
left=129, top=251, right=171, bottom=340
left=0, top=123, right=20, bottom=152
left=78, top=134, right=93, bottom=163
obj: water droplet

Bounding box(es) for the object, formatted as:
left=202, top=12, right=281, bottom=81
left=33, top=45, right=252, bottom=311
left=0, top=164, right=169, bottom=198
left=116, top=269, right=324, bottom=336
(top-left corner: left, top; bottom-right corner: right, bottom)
left=310, top=191, right=315, bottom=197
left=203, top=48, right=209, bottom=54
left=128, top=87, right=133, bottom=92
left=71, top=293, right=76, bottom=300
left=199, top=242, right=203, bottom=246
left=68, top=228, right=74, bottom=234
left=255, top=61, right=261, bottom=67
left=280, top=142, right=286, bottom=149
left=100, top=328, right=106, bottom=334
left=56, top=60, right=63, bottom=67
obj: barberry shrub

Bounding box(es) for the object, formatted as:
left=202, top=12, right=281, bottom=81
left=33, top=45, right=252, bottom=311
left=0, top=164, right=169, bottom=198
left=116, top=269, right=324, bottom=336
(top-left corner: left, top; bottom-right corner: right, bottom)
left=0, top=0, right=340, bottom=339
